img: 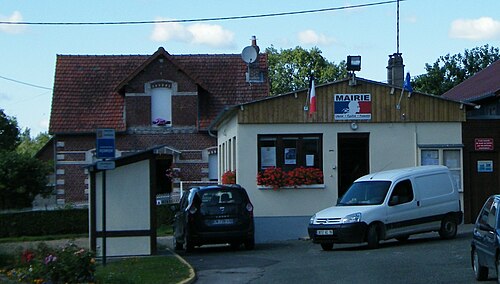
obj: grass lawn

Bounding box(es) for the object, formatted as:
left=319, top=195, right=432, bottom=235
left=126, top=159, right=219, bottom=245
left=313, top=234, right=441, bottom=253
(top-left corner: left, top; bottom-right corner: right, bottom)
left=95, top=255, right=192, bottom=284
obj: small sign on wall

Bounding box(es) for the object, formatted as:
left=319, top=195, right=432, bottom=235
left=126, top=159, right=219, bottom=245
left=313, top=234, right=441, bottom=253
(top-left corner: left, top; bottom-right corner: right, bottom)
left=477, top=160, right=494, bottom=173
left=475, top=138, right=494, bottom=151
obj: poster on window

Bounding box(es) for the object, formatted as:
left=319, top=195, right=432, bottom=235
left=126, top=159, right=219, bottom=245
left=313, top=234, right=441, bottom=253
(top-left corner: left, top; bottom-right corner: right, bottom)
left=261, top=147, right=276, bottom=169
left=421, top=150, right=439, bottom=165
left=284, top=148, right=297, bottom=165
left=306, top=155, right=315, bottom=167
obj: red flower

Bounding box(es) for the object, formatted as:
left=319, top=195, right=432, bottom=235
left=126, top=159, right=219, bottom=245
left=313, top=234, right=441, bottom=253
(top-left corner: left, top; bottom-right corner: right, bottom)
left=222, top=170, right=236, bottom=184
left=257, top=167, right=323, bottom=189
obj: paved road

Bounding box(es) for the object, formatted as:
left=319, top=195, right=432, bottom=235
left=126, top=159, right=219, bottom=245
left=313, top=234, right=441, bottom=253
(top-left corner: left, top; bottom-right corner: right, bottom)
left=177, top=224, right=497, bottom=284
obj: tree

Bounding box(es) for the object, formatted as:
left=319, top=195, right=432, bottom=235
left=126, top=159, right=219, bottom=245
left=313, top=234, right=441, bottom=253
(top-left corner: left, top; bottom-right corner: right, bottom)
left=413, top=44, right=500, bottom=96
left=266, top=46, right=347, bottom=95
left=0, top=109, right=20, bottom=151
left=17, top=129, right=51, bottom=157
left=0, top=110, right=51, bottom=210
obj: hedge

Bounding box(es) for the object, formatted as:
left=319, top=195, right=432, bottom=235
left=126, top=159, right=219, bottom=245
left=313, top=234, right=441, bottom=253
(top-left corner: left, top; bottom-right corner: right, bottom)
left=0, top=209, right=89, bottom=238
left=0, top=205, right=177, bottom=238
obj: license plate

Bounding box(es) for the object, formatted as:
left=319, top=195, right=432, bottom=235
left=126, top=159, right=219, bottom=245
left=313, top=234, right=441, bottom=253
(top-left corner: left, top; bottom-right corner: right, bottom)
left=212, top=219, right=234, bottom=225
left=317, top=229, right=334, bottom=236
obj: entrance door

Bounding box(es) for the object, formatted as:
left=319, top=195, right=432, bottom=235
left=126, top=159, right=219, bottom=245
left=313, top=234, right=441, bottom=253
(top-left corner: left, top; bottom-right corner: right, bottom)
left=338, top=133, right=370, bottom=198
left=469, top=152, right=500, bottom=221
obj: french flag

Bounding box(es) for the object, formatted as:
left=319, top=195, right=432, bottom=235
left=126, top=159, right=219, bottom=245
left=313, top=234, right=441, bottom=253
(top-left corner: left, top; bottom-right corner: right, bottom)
left=309, top=78, right=316, bottom=116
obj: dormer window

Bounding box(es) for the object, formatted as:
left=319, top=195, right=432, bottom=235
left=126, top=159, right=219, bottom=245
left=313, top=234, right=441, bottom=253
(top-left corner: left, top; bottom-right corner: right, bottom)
left=151, top=81, right=173, bottom=127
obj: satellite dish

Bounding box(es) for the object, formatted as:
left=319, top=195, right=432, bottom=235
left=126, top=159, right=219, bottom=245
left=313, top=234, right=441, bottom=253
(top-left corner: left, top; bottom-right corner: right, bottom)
left=241, top=46, right=258, bottom=64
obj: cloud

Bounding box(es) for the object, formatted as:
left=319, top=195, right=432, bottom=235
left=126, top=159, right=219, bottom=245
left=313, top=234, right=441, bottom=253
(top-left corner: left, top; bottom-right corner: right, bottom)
left=298, top=30, right=335, bottom=45
left=449, top=17, right=500, bottom=40
left=151, top=18, right=235, bottom=48
left=0, top=11, right=26, bottom=34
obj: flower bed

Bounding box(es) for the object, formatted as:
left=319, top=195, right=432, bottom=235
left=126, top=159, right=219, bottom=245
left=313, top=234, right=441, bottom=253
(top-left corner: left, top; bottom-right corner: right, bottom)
left=3, top=243, right=95, bottom=283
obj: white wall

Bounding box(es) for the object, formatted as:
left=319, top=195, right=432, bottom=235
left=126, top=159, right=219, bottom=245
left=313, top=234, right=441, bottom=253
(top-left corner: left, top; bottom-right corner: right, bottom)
left=227, top=122, right=462, bottom=218
left=94, top=159, right=151, bottom=256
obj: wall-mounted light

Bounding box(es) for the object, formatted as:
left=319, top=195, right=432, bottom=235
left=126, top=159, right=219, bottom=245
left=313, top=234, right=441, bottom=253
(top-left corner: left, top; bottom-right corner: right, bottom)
left=347, top=55, right=361, bottom=71
left=350, top=122, right=358, bottom=130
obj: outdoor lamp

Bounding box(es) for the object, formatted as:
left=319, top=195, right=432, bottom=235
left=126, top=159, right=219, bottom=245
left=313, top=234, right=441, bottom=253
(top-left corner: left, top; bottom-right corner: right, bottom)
left=347, top=55, right=361, bottom=71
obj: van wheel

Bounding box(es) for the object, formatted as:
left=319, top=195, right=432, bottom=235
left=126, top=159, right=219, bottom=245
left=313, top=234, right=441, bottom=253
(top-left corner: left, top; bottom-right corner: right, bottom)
left=321, top=243, right=334, bottom=251
left=439, top=216, right=457, bottom=239
left=472, top=248, right=488, bottom=280
left=367, top=225, right=380, bottom=249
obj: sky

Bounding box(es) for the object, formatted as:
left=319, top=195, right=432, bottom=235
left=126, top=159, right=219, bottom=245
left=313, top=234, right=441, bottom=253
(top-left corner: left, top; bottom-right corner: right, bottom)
left=1, top=0, right=499, bottom=137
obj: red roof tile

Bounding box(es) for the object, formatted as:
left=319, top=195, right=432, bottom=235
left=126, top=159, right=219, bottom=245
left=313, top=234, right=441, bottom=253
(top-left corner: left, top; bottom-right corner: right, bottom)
left=442, top=59, right=500, bottom=102
left=49, top=49, right=269, bottom=134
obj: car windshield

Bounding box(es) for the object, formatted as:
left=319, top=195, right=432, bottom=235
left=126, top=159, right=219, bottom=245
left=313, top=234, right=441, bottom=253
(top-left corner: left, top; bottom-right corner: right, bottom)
left=337, top=181, right=391, bottom=206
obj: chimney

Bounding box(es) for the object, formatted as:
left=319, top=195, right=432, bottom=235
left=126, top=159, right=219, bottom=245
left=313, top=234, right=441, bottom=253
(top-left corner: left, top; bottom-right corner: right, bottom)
left=247, top=36, right=263, bottom=82
left=251, top=35, right=260, bottom=54
left=387, top=53, right=405, bottom=86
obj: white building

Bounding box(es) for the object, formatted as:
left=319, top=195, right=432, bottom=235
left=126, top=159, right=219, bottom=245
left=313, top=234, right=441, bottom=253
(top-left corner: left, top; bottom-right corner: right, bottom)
left=214, top=77, right=466, bottom=243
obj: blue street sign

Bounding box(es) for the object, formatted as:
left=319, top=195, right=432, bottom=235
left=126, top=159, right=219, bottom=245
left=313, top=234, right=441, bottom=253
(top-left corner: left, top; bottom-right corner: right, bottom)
left=96, top=129, right=115, bottom=159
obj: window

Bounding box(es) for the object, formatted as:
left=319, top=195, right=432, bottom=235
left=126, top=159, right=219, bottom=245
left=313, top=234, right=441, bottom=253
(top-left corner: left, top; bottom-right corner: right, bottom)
left=208, top=152, right=218, bottom=181
left=420, top=148, right=462, bottom=192
left=150, top=81, right=172, bottom=126
left=258, top=134, right=322, bottom=171
left=389, top=180, right=414, bottom=206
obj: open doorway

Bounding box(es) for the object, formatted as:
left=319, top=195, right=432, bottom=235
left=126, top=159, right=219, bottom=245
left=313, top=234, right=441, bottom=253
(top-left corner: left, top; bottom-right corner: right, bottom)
left=338, top=133, right=370, bottom=198
left=155, top=157, right=173, bottom=195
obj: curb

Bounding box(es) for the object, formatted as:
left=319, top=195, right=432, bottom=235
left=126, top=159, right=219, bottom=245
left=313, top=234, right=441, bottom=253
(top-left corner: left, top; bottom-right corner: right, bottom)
left=169, top=248, right=197, bottom=284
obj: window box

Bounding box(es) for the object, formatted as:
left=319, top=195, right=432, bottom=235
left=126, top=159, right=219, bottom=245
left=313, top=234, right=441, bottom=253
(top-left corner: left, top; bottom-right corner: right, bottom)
left=258, top=184, right=325, bottom=190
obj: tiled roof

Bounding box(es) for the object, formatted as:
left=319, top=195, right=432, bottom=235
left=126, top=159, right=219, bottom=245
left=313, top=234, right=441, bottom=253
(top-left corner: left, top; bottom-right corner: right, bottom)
left=49, top=49, right=269, bottom=134
left=442, top=59, right=500, bottom=102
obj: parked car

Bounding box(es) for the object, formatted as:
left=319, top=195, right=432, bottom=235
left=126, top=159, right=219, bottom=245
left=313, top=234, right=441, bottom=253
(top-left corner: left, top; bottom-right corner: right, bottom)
left=308, top=166, right=463, bottom=250
left=471, top=195, right=500, bottom=282
left=173, top=184, right=255, bottom=251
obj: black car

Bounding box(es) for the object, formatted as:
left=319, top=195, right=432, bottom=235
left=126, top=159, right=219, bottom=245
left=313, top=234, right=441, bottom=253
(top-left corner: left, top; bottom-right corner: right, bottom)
left=471, top=194, right=500, bottom=282
left=173, top=184, right=255, bottom=251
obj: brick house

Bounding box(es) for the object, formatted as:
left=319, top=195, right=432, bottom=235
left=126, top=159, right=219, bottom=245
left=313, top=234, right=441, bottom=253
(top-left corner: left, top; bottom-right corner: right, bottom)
left=44, top=44, right=268, bottom=206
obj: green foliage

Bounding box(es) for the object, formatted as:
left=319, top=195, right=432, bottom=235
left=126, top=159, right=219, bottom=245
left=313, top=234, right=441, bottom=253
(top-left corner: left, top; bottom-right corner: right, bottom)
left=266, top=46, right=347, bottom=95
left=0, top=209, right=88, bottom=238
left=0, top=109, right=20, bottom=152
left=4, top=243, right=95, bottom=283
left=0, top=151, right=52, bottom=210
left=413, top=44, right=500, bottom=96
left=16, top=130, right=51, bottom=157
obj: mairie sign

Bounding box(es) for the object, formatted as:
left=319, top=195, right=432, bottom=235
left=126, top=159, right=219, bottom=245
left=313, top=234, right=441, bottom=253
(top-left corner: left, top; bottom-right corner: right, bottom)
left=96, top=129, right=115, bottom=159
left=334, top=93, right=372, bottom=121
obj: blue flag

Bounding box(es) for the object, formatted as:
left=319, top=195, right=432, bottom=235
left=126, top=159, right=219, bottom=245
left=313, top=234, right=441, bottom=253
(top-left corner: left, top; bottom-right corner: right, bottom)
left=403, top=72, right=413, bottom=93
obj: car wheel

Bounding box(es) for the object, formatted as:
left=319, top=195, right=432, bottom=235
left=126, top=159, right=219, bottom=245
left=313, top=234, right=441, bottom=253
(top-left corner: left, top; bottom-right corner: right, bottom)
left=472, top=248, right=488, bottom=281
left=439, top=216, right=458, bottom=239
left=244, top=237, right=255, bottom=250
left=320, top=243, right=334, bottom=251
left=230, top=242, right=241, bottom=250
left=367, top=224, right=380, bottom=249
left=184, top=233, right=194, bottom=252
left=396, top=235, right=410, bottom=242
left=496, top=254, right=500, bottom=284
left=174, top=239, right=183, bottom=250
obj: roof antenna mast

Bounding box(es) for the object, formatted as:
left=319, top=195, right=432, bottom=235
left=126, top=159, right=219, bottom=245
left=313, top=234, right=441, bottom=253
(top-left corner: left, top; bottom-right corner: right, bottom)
left=397, top=0, right=400, bottom=54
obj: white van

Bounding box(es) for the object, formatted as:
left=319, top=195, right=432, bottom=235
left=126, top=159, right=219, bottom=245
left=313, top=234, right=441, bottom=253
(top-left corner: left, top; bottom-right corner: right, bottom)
left=308, top=165, right=463, bottom=250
